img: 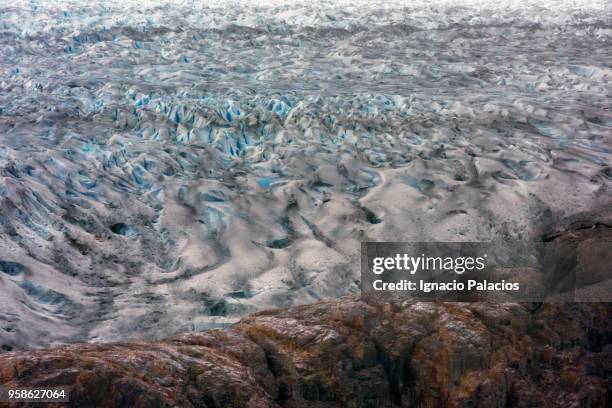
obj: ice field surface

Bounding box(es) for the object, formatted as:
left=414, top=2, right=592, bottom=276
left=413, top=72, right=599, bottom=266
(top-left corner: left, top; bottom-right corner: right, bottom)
left=0, top=0, right=611, bottom=348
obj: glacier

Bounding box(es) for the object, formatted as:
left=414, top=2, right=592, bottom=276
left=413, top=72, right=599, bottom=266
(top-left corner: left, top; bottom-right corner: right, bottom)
left=0, top=0, right=611, bottom=349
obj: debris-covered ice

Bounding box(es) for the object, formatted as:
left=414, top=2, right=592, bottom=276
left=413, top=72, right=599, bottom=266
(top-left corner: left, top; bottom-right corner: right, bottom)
left=0, top=0, right=611, bottom=349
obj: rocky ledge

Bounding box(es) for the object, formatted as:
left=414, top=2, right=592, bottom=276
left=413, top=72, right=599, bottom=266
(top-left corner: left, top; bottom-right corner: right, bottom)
left=0, top=299, right=610, bottom=407
left=1, top=228, right=611, bottom=407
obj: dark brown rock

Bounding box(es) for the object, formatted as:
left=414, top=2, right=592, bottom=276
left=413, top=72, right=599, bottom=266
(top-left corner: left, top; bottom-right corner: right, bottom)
left=0, top=298, right=610, bottom=408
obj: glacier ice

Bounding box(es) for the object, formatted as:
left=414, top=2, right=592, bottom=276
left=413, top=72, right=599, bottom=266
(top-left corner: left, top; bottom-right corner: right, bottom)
left=0, top=0, right=611, bottom=349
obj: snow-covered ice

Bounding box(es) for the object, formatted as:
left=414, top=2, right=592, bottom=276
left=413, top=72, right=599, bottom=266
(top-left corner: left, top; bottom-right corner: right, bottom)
left=0, top=0, right=611, bottom=349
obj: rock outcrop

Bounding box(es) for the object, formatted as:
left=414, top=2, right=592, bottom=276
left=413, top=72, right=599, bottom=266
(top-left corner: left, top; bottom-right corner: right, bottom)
left=0, top=296, right=610, bottom=407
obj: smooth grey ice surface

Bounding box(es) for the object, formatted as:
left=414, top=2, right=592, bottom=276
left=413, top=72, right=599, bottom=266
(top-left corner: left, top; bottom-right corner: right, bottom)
left=0, top=0, right=611, bottom=349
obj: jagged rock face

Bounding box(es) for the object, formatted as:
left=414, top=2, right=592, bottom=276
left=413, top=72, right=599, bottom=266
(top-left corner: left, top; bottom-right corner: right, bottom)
left=1, top=297, right=610, bottom=407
